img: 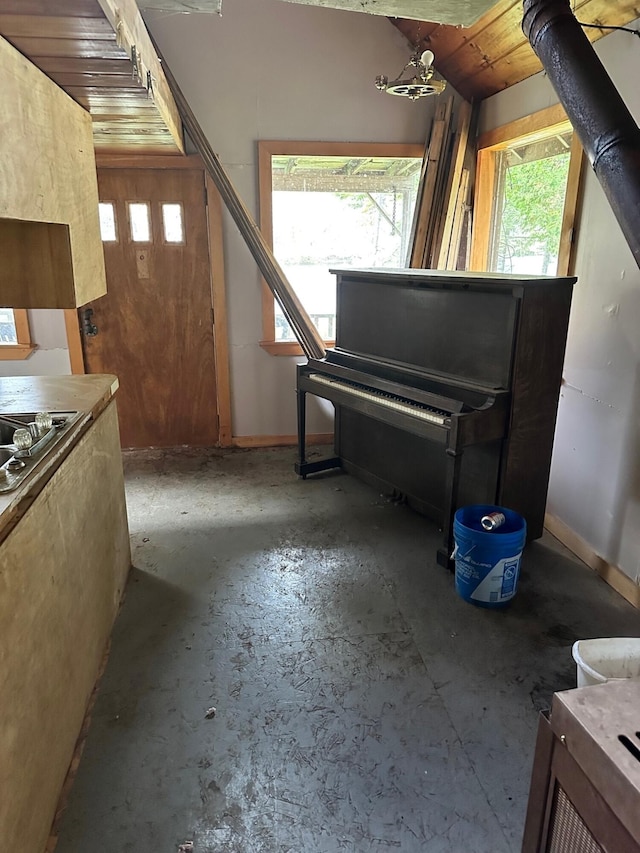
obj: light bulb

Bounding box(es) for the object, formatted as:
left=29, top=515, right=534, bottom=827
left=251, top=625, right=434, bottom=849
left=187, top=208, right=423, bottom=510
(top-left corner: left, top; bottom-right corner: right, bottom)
left=420, top=49, right=434, bottom=68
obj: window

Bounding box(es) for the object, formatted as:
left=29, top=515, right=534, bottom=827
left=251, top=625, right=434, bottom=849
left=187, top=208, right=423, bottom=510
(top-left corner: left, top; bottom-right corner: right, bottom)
left=0, top=308, right=34, bottom=360
left=98, top=202, right=117, bottom=242
left=161, top=203, right=185, bottom=243
left=470, top=104, right=583, bottom=276
left=259, top=141, right=423, bottom=355
left=128, top=202, right=151, bottom=242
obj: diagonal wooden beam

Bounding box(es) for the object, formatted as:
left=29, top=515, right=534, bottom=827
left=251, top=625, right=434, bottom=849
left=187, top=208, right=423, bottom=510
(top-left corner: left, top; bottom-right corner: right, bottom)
left=157, top=51, right=326, bottom=361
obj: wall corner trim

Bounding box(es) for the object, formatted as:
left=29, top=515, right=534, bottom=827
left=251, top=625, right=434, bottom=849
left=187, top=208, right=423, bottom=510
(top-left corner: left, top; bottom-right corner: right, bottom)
left=544, top=512, right=640, bottom=610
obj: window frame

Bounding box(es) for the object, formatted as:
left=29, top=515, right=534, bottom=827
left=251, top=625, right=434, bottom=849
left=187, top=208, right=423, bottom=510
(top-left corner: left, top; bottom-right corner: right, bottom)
left=469, top=104, right=584, bottom=276
left=0, top=309, right=35, bottom=360
left=258, top=140, right=424, bottom=356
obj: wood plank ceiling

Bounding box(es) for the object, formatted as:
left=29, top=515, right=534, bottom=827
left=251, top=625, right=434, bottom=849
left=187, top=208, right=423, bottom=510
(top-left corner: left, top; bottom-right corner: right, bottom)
left=0, top=0, right=183, bottom=153
left=391, top=0, right=640, bottom=101
left=0, top=0, right=638, bottom=154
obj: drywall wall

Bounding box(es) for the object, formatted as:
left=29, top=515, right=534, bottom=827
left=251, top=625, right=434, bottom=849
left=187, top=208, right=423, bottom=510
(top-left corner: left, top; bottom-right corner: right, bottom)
left=479, top=22, right=640, bottom=584
left=144, top=0, right=432, bottom=438
left=0, top=310, right=71, bottom=378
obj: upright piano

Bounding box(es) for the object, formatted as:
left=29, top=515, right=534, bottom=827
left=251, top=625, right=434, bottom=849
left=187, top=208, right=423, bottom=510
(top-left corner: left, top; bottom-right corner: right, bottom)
left=295, top=268, right=576, bottom=567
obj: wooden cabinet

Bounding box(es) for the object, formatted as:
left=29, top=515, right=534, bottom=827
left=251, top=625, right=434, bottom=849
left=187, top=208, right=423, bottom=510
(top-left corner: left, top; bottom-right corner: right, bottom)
left=522, top=682, right=640, bottom=852
left=0, top=396, right=130, bottom=853
left=0, top=35, right=106, bottom=308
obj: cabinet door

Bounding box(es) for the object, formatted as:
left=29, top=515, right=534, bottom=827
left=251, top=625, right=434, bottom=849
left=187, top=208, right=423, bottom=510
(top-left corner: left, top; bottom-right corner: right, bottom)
left=0, top=36, right=105, bottom=308
left=522, top=713, right=639, bottom=853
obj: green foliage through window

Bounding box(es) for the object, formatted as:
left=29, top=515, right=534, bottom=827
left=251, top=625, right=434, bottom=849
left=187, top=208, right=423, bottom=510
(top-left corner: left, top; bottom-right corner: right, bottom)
left=490, top=133, right=572, bottom=276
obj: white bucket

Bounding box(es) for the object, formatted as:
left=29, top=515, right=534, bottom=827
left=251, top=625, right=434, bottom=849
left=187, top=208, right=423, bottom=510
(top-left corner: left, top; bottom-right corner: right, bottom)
left=572, top=637, right=640, bottom=687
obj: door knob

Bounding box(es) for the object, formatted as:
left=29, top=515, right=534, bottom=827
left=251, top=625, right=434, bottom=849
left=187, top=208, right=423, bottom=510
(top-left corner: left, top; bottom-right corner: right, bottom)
left=81, top=307, right=98, bottom=337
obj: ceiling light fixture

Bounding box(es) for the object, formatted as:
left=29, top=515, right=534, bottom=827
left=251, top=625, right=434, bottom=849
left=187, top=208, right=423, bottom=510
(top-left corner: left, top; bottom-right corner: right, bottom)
left=375, top=47, right=446, bottom=100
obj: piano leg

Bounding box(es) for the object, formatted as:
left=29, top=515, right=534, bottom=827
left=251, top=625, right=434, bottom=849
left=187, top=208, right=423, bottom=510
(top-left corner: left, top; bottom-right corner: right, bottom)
left=294, top=388, right=342, bottom=479
left=296, top=388, right=307, bottom=476
left=437, top=446, right=464, bottom=571
left=296, top=388, right=307, bottom=467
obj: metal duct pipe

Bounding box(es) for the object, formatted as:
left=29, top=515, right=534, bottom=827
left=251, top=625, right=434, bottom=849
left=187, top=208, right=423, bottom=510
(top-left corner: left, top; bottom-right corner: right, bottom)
left=522, top=0, right=640, bottom=268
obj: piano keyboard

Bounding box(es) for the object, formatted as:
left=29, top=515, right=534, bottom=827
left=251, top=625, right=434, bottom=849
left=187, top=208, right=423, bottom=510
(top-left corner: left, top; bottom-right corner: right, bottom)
left=307, top=373, right=449, bottom=426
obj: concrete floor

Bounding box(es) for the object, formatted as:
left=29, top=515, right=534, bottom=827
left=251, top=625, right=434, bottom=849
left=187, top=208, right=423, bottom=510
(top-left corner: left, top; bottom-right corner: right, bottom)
left=56, top=446, right=640, bottom=853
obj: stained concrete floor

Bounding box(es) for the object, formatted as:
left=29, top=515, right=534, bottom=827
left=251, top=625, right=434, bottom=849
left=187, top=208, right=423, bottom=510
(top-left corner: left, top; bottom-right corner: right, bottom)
left=55, top=446, right=640, bottom=853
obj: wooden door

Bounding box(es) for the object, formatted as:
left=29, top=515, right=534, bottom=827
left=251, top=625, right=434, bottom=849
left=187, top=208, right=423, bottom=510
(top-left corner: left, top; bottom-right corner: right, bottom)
left=82, top=167, right=219, bottom=448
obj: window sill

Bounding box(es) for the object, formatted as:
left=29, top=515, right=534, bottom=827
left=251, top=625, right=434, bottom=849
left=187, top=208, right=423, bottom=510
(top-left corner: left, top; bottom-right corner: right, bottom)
left=0, top=344, right=37, bottom=361
left=260, top=340, right=334, bottom=357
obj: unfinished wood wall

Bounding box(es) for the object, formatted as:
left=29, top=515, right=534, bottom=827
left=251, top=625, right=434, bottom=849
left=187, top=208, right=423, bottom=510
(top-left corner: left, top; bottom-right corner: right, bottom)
left=0, top=35, right=106, bottom=308
left=0, top=403, right=130, bottom=853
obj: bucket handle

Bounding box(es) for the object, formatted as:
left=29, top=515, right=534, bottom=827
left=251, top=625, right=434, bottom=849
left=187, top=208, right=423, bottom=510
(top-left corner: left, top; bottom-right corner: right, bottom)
left=453, top=543, right=478, bottom=561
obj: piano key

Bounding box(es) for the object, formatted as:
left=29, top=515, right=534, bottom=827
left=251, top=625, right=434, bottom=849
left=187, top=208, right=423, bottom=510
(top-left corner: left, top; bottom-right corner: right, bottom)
left=307, top=354, right=466, bottom=413
left=307, top=373, right=448, bottom=426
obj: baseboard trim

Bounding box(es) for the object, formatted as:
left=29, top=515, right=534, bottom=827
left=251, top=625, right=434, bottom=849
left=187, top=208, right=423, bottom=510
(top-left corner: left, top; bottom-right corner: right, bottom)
left=232, top=433, right=333, bottom=449
left=544, top=512, right=640, bottom=610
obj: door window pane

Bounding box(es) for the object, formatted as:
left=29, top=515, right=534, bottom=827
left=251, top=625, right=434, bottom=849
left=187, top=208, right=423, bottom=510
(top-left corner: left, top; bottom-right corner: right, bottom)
left=161, top=203, right=185, bottom=243
left=129, top=202, right=151, bottom=242
left=98, top=202, right=117, bottom=242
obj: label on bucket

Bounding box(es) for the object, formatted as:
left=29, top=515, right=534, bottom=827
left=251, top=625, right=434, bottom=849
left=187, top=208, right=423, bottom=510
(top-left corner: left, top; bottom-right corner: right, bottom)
left=469, top=554, right=522, bottom=604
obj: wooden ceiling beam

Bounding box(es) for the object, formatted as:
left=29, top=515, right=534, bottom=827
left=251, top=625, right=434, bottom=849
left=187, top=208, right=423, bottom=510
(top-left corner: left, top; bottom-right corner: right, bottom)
left=7, top=36, right=124, bottom=59
left=71, top=99, right=167, bottom=115
left=0, top=14, right=114, bottom=39
left=0, top=0, right=104, bottom=16
left=35, top=56, right=133, bottom=74
left=44, top=70, right=140, bottom=88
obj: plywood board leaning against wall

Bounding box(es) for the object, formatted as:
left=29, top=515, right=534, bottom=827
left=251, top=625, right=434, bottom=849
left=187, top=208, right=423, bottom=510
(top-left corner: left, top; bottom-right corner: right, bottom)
left=0, top=35, right=106, bottom=308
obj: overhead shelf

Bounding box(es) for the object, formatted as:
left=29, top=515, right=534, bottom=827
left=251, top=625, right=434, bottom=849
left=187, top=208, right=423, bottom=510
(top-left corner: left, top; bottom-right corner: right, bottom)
left=0, top=0, right=184, bottom=154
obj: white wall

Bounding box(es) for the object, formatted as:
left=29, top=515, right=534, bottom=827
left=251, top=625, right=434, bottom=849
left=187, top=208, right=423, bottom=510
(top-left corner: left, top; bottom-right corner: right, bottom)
left=479, top=24, right=640, bottom=583
left=0, top=310, right=70, bottom=378
left=145, top=0, right=432, bottom=437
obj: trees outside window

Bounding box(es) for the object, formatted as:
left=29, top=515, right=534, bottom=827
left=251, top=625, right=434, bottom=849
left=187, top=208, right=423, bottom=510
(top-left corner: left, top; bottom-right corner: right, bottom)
left=471, top=104, right=584, bottom=278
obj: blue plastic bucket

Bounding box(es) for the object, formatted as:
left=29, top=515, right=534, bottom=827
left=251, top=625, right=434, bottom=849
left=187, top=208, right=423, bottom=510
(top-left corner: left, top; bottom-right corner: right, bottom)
left=453, top=505, right=527, bottom=608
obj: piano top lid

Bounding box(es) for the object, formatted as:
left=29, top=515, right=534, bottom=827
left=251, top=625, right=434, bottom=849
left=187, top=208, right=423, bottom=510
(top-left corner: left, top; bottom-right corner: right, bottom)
left=329, top=267, right=577, bottom=289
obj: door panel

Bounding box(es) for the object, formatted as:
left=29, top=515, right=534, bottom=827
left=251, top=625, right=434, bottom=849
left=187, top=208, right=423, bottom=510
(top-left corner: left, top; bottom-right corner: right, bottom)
left=83, top=168, right=219, bottom=448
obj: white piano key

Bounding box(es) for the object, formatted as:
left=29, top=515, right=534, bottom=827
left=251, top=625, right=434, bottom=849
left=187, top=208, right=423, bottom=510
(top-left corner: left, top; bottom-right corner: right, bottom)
left=307, top=373, right=448, bottom=426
